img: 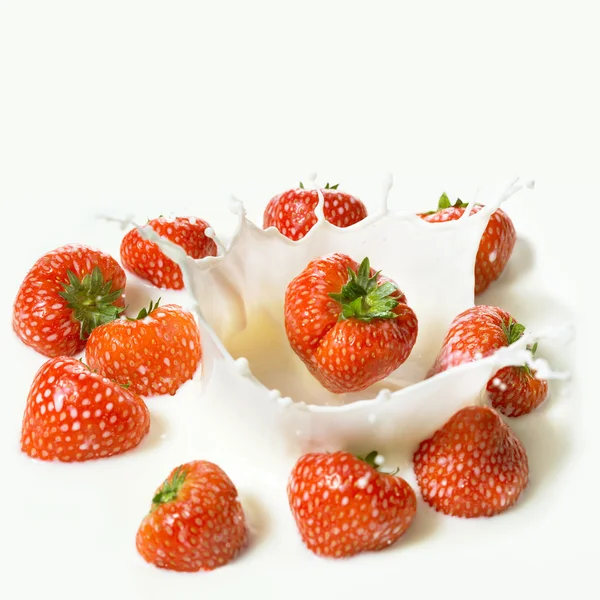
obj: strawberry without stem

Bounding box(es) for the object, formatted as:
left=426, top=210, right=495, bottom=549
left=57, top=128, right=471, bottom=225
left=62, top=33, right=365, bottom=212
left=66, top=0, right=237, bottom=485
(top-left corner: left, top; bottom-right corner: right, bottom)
left=85, top=302, right=201, bottom=396
left=287, top=451, right=416, bottom=558
left=428, top=305, right=548, bottom=417
left=263, top=183, right=368, bottom=240
left=21, top=357, right=150, bottom=462
left=285, top=254, right=418, bottom=393
left=120, top=216, right=217, bottom=290
left=419, top=193, right=516, bottom=294
left=136, top=460, right=248, bottom=572
left=13, top=244, right=126, bottom=357
left=414, top=406, right=528, bottom=517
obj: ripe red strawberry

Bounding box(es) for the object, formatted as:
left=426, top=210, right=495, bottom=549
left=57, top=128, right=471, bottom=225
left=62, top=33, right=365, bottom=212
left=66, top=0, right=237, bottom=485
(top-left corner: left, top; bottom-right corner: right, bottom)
left=21, top=357, right=150, bottom=462
left=428, top=305, right=548, bottom=417
left=13, top=244, right=126, bottom=357
left=287, top=451, right=416, bottom=558
left=419, top=193, right=516, bottom=294
left=136, top=460, right=248, bottom=572
left=285, top=254, right=418, bottom=393
left=120, top=216, right=217, bottom=290
left=263, top=183, right=368, bottom=240
left=413, top=406, right=528, bottom=517
left=85, top=301, right=201, bottom=396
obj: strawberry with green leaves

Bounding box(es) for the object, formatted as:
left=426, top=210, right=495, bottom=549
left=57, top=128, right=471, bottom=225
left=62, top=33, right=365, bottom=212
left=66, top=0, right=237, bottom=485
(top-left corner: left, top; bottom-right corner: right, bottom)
left=264, top=183, right=368, bottom=240
left=285, top=254, right=418, bottom=393
left=136, top=460, right=248, bottom=571
left=21, top=357, right=150, bottom=462
left=419, top=193, right=516, bottom=294
left=120, top=216, right=217, bottom=290
left=13, top=244, right=126, bottom=357
left=85, top=300, right=201, bottom=396
left=287, top=450, right=416, bottom=558
left=428, top=305, right=548, bottom=417
left=413, top=406, right=528, bottom=517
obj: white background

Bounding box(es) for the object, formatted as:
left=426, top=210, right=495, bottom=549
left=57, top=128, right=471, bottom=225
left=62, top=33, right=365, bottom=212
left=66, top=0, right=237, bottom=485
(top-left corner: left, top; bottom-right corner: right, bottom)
left=0, top=1, right=597, bottom=599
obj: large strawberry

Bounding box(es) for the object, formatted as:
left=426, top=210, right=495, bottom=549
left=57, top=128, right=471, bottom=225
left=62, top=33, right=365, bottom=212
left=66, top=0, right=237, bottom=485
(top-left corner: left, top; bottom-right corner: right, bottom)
left=419, top=193, right=516, bottom=294
left=285, top=254, right=418, bottom=393
left=287, top=451, right=416, bottom=558
left=21, top=357, right=150, bottom=462
left=136, top=460, right=248, bottom=571
left=120, top=216, right=217, bottom=290
left=85, top=301, right=201, bottom=396
left=413, top=406, right=528, bottom=517
left=263, top=183, right=368, bottom=240
left=428, top=305, right=548, bottom=417
left=13, top=244, right=126, bottom=357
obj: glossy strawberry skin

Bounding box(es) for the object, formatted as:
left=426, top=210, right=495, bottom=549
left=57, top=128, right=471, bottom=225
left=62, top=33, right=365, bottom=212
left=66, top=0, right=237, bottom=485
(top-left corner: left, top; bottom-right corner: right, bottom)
left=85, top=304, right=201, bottom=396
left=487, top=366, right=549, bottom=417
left=13, top=245, right=126, bottom=357
left=136, top=461, right=248, bottom=572
left=264, top=187, right=367, bottom=240
left=285, top=253, right=418, bottom=393
left=419, top=205, right=516, bottom=294
left=120, top=217, right=217, bottom=290
left=21, top=357, right=150, bottom=462
left=413, top=406, right=528, bottom=517
left=428, top=305, right=549, bottom=417
left=287, top=451, right=416, bottom=558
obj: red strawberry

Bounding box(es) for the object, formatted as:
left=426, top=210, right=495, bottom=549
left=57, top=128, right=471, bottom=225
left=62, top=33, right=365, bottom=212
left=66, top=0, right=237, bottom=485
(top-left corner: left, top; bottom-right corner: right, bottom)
left=428, top=305, right=548, bottom=417
left=136, top=460, right=248, bottom=572
left=413, top=406, right=528, bottom=517
left=263, top=183, right=367, bottom=240
left=13, top=244, right=126, bottom=357
left=419, top=193, right=516, bottom=294
left=120, top=216, right=217, bottom=290
left=21, top=357, right=150, bottom=462
left=285, top=254, right=418, bottom=393
left=287, top=451, right=416, bottom=558
left=85, top=301, right=201, bottom=396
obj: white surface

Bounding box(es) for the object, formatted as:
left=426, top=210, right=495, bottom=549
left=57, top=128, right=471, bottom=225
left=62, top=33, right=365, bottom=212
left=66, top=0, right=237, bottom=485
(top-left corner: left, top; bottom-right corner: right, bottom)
left=0, top=1, right=596, bottom=599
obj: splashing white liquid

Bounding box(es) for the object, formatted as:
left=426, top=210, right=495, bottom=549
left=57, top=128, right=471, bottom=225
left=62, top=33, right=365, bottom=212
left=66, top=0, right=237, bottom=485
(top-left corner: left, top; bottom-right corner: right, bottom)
left=136, top=177, right=565, bottom=464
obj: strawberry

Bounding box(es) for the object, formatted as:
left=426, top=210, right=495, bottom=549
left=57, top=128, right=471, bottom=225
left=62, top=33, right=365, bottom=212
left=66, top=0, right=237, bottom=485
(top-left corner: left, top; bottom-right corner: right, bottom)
left=284, top=254, right=418, bottom=393
left=85, top=301, right=201, bottom=396
left=136, top=460, right=248, bottom=572
left=419, top=193, right=516, bottom=294
left=287, top=451, right=416, bottom=558
left=263, top=183, right=367, bottom=240
left=413, top=406, right=529, bottom=517
left=428, top=305, right=549, bottom=417
left=21, top=357, right=150, bottom=462
left=13, top=244, right=126, bottom=357
left=120, top=216, right=217, bottom=290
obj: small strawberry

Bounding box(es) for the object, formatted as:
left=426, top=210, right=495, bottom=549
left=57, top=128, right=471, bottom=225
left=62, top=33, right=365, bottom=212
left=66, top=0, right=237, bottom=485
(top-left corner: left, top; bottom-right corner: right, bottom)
left=85, top=301, right=201, bottom=396
left=428, top=305, right=549, bottom=417
left=13, top=244, right=126, bottom=357
left=263, top=182, right=367, bottom=240
left=285, top=254, right=418, bottom=393
left=21, top=357, right=150, bottom=462
left=120, top=216, right=217, bottom=290
left=419, top=193, right=516, bottom=294
left=287, top=451, right=416, bottom=558
left=136, top=460, right=248, bottom=572
left=413, top=406, right=529, bottom=517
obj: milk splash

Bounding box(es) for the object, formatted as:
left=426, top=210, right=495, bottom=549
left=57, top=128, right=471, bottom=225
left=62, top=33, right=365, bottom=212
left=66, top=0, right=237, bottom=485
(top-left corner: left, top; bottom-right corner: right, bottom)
left=137, top=177, right=565, bottom=463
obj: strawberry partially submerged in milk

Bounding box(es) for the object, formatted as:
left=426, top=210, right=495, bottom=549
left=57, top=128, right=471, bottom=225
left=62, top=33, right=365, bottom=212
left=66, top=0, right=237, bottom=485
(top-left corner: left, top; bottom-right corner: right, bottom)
left=428, top=305, right=549, bottom=417
left=284, top=254, right=418, bottom=393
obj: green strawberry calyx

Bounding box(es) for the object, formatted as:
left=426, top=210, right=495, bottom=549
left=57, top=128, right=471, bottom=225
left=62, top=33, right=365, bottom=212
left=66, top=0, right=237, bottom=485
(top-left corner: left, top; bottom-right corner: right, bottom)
left=423, top=192, right=469, bottom=216
left=329, top=257, right=399, bottom=322
left=127, top=298, right=161, bottom=321
left=151, top=467, right=187, bottom=510
left=501, top=317, right=526, bottom=346
left=357, top=450, right=399, bottom=476
left=58, top=267, right=125, bottom=340
left=298, top=182, right=339, bottom=190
